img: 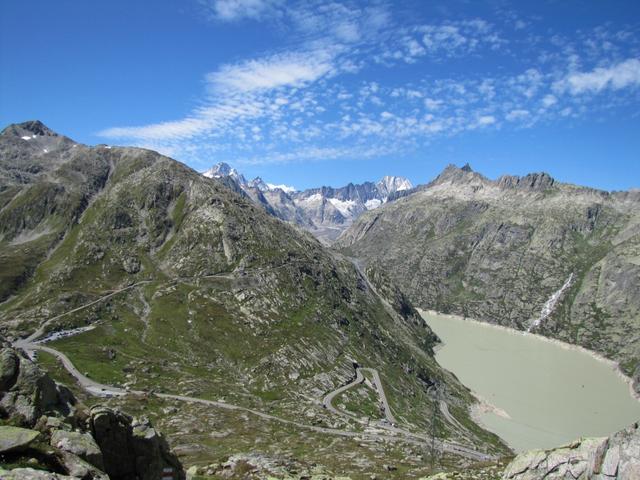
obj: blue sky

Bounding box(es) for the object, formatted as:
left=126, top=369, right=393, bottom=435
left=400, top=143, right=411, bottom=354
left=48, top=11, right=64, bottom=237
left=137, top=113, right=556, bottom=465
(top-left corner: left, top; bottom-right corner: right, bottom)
left=1, top=0, right=639, bottom=191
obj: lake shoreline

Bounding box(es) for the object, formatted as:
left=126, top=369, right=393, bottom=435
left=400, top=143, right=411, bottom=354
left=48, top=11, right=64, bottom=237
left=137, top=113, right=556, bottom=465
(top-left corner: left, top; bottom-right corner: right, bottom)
left=419, top=309, right=640, bottom=404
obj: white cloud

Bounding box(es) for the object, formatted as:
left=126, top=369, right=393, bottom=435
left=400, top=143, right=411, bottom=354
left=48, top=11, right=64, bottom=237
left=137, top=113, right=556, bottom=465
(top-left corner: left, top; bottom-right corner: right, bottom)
left=100, top=117, right=211, bottom=141
left=100, top=95, right=269, bottom=141
left=510, top=68, right=544, bottom=99
left=475, top=115, right=497, bottom=127
left=288, top=1, right=389, bottom=44
left=416, top=19, right=503, bottom=57
left=207, top=0, right=282, bottom=21
left=333, top=21, right=360, bottom=42
left=558, top=58, right=640, bottom=94
left=542, top=94, right=557, bottom=107
left=422, top=25, right=467, bottom=52
left=506, top=109, right=530, bottom=121
left=407, top=38, right=426, bottom=57
left=424, top=98, right=443, bottom=110
left=237, top=144, right=396, bottom=165
left=99, top=13, right=640, bottom=170
left=206, top=51, right=335, bottom=94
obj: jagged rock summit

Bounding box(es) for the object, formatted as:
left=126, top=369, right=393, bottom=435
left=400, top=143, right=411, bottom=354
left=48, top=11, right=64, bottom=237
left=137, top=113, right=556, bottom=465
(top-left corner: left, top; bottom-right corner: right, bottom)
left=1, top=120, right=61, bottom=138
left=202, top=161, right=247, bottom=185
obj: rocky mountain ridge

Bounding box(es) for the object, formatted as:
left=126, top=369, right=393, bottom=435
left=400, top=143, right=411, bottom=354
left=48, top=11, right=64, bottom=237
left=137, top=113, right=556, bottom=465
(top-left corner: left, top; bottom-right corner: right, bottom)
left=338, top=163, right=640, bottom=392
left=203, top=162, right=413, bottom=243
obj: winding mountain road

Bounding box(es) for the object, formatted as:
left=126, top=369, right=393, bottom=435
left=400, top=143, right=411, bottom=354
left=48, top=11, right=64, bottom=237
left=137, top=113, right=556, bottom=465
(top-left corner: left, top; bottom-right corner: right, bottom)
left=322, top=368, right=365, bottom=418
left=20, top=280, right=153, bottom=344
left=26, top=339, right=491, bottom=461
left=319, top=366, right=492, bottom=461
left=15, top=336, right=493, bottom=462
left=363, top=367, right=397, bottom=424
left=322, top=367, right=397, bottom=425
left=11, top=270, right=495, bottom=463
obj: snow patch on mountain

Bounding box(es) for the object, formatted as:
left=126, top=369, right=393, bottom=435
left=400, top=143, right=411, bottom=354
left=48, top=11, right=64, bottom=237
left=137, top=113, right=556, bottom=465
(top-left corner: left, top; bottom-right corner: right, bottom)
left=328, top=198, right=357, bottom=217
left=298, top=193, right=323, bottom=205
left=365, top=198, right=382, bottom=210
left=267, top=183, right=297, bottom=193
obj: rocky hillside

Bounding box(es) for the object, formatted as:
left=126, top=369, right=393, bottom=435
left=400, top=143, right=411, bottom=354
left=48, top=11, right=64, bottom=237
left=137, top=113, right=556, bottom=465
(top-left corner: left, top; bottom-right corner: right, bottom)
left=0, top=338, right=185, bottom=479
left=502, top=420, right=640, bottom=480
left=0, top=122, right=508, bottom=475
left=337, top=164, right=640, bottom=391
left=420, top=420, right=639, bottom=480
left=204, top=162, right=412, bottom=243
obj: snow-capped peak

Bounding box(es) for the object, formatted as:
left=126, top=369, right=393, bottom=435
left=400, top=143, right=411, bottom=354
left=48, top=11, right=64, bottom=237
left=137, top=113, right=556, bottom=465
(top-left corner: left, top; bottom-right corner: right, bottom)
left=247, top=176, right=297, bottom=193
left=377, top=176, right=413, bottom=195
left=266, top=183, right=297, bottom=194
left=248, top=177, right=269, bottom=191
left=203, top=162, right=247, bottom=185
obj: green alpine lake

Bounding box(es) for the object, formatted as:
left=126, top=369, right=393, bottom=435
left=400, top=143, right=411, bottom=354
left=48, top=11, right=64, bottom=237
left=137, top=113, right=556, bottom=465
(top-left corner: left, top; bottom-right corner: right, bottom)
left=421, top=311, right=640, bottom=452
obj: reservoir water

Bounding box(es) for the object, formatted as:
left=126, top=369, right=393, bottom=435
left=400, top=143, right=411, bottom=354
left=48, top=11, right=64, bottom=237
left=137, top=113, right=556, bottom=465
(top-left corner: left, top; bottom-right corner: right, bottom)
left=420, top=311, right=640, bottom=452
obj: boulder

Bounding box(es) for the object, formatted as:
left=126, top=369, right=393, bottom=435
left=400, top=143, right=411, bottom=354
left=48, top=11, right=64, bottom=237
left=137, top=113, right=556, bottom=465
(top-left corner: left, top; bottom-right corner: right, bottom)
left=0, top=425, right=40, bottom=453
left=89, top=406, right=136, bottom=478
left=0, top=346, right=20, bottom=391
left=90, top=405, right=185, bottom=480
left=0, top=346, right=74, bottom=426
left=0, top=344, right=183, bottom=480
left=57, top=451, right=109, bottom=480
left=0, top=468, right=76, bottom=479
left=50, top=429, right=104, bottom=470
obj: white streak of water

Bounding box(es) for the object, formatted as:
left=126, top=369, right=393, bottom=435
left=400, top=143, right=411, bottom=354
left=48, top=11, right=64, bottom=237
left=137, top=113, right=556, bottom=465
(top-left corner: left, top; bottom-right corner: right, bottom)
left=527, top=273, right=574, bottom=332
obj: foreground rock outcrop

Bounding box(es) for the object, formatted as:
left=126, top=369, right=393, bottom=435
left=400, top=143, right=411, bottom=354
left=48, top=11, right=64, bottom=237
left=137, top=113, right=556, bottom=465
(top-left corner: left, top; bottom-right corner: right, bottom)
left=0, top=340, right=185, bottom=479
left=0, top=343, right=75, bottom=425
left=503, top=421, right=640, bottom=479
left=90, top=406, right=183, bottom=480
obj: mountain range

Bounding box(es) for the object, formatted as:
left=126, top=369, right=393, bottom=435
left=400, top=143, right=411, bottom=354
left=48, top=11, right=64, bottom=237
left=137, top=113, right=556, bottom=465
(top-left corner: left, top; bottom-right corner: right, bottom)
left=2, top=121, right=640, bottom=479
left=0, top=121, right=508, bottom=477
left=203, top=162, right=413, bottom=243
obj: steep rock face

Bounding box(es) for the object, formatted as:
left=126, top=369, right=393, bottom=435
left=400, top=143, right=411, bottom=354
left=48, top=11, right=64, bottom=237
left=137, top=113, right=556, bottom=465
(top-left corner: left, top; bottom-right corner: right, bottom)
left=50, top=430, right=104, bottom=470
left=503, top=421, right=640, bottom=479
left=0, top=426, right=41, bottom=453
left=90, top=406, right=183, bottom=480
left=202, top=162, right=246, bottom=185
left=338, top=164, right=640, bottom=389
left=289, top=176, right=414, bottom=242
